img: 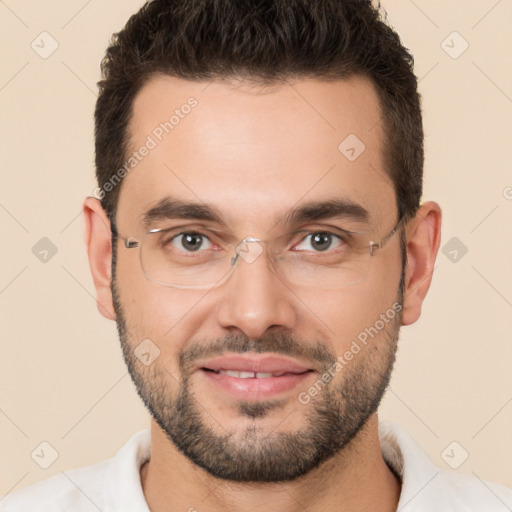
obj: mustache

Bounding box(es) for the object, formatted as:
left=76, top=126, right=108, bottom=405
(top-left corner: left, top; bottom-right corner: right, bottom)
left=178, top=331, right=337, bottom=373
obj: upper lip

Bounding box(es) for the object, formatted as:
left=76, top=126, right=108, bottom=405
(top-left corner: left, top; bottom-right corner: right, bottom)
left=198, top=354, right=314, bottom=374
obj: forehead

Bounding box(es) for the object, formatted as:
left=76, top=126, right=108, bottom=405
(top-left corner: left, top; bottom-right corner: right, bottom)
left=117, top=74, right=395, bottom=232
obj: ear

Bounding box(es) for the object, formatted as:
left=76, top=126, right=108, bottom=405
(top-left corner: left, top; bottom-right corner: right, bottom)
left=83, top=197, right=116, bottom=321
left=401, top=201, right=442, bottom=326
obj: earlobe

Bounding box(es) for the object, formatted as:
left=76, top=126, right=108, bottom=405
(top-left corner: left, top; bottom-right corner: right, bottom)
left=401, top=201, right=442, bottom=326
left=83, top=197, right=116, bottom=321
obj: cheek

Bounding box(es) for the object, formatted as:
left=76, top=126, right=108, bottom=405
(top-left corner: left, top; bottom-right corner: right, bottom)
left=115, top=254, right=209, bottom=352
left=302, top=258, right=402, bottom=352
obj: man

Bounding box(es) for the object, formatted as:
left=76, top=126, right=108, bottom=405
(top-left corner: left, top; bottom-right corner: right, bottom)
left=3, top=0, right=511, bottom=510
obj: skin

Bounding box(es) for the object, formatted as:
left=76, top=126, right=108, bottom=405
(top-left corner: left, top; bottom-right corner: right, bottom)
left=84, top=75, right=441, bottom=511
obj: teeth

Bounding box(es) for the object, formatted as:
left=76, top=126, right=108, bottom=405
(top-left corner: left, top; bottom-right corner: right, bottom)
left=217, top=370, right=287, bottom=379
left=222, top=370, right=245, bottom=377
left=255, top=372, right=273, bottom=378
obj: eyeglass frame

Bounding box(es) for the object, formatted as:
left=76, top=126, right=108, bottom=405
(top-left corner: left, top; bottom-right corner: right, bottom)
left=111, top=215, right=406, bottom=289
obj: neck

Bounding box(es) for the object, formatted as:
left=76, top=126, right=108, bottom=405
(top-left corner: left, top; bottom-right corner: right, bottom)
left=140, top=415, right=401, bottom=512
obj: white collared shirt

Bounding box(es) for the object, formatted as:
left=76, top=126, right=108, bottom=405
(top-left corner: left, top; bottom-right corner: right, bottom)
left=2, top=423, right=511, bottom=511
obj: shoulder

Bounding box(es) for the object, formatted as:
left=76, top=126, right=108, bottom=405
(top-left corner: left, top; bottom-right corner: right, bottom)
left=427, top=470, right=512, bottom=511
left=0, top=430, right=151, bottom=512
left=0, top=459, right=112, bottom=512
left=379, top=422, right=512, bottom=512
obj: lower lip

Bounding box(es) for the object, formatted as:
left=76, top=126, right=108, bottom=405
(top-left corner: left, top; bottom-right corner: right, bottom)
left=200, top=369, right=314, bottom=400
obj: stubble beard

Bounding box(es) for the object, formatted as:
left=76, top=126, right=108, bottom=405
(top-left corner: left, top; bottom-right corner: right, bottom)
left=112, top=274, right=402, bottom=483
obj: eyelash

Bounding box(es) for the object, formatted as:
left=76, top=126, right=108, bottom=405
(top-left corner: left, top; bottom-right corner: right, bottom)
left=158, top=228, right=352, bottom=253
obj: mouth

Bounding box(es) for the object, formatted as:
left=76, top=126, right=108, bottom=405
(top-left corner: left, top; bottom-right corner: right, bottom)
left=204, top=369, right=311, bottom=379
left=197, top=354, right=317, bottom=400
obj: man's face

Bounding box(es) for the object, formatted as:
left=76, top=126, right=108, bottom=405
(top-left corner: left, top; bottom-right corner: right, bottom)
left=112, top=75, right=404, bottom=481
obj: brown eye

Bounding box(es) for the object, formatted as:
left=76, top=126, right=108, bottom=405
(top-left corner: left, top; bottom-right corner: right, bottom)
left=310, top=233, right=333, bottom=251
left=170, top=232, right=212, bottom=252
left=294, top=232, right=343, bottom=252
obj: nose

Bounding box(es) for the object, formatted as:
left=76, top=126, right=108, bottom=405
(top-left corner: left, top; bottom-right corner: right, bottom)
left=215, top=240, right=298, bottom=339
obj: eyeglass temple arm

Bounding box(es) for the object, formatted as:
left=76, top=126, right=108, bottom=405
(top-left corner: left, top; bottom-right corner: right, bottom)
left=369, top=216, right=406, bottom=257
left=109, top=223, right=141, bottom=250
left=124, top=239, right=140, bottom=249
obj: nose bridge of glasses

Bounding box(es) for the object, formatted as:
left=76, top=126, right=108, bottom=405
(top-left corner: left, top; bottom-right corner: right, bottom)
left=231, top=237, right=265, bottom=266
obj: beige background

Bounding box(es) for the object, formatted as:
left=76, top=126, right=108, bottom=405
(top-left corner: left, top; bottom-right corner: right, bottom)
left=1, top=0, right=511, bottom=496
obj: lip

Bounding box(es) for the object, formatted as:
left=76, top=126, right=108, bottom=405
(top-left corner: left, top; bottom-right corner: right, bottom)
left=198, top=354, right=313, bottom=374
left=197, top=354, right=316, bottom=400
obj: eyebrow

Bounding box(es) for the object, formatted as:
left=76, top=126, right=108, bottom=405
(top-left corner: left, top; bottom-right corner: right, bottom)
left=141, top=196, right=369, bottom=230
left=278, top=199, right=369, bottom=227
left=142, top=197, right=224, bottom=229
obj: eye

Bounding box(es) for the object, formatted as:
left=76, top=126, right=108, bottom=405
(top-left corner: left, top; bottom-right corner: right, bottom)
left=169, top=232, right=213, bottom=252
left=293, top=232, right=344, bottom=252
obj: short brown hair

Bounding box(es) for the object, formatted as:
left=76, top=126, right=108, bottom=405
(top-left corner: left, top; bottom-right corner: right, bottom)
left=95, top=0, right=423, bottom=222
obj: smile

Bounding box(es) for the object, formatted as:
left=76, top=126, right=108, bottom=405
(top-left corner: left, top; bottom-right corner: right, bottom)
left=196, top=354, right=317, bottom=400
left=207, top=369, right=310, bottom=379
